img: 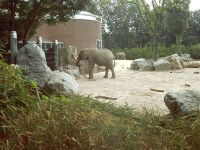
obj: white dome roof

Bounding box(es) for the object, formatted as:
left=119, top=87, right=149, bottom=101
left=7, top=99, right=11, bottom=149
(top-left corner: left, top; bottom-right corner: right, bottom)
left=73, top=11, right=100, bottom=21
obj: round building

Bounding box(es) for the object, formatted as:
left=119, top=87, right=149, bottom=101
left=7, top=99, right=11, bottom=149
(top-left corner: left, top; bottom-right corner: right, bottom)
left=34, top=11, right=102, bottom=51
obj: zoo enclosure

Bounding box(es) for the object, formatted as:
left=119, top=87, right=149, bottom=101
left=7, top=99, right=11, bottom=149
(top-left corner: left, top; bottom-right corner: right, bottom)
left=3, top=33, right=65, bottom=71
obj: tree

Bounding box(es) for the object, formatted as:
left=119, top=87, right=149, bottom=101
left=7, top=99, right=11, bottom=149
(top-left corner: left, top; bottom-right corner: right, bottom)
left=134, top=0, right=166, bottom=58
left=0, top=0, right=90, bottom=45
left=183, top=10, right=200, bottom=45
left=164, top=0, right=190, bottom=54
left=87, top=0, right=149, bottom=49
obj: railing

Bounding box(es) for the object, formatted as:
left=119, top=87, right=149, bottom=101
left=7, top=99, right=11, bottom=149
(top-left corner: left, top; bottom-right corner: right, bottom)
left=2, top=32, right=65, bottom=71
left=40, top=40, right=65, bottom=71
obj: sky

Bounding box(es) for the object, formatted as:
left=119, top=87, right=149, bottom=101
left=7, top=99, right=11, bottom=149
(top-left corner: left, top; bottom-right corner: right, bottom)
left=190, top=0, right=200, bottom=11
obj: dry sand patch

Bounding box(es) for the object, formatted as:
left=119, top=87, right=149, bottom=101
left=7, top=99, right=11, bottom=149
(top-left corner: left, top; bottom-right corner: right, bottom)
left=78, top=60, right=200, bottom=114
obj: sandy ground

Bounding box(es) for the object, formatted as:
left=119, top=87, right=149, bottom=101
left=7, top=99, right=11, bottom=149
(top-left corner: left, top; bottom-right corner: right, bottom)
left=77, top=60, right=200, bottom=114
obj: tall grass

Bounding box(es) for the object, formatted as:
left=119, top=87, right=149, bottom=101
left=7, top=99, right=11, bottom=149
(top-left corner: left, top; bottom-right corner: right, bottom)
left=1, top=60, right=200, bottom=149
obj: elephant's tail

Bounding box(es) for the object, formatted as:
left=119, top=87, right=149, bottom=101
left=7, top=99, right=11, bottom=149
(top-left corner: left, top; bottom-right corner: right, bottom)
left=113, top=57, right=116, bottom=67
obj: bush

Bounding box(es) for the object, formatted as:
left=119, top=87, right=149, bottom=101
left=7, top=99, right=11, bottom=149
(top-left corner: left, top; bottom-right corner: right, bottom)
left=187, top=44, right=200, bottom=59
left=112, top=44, right=200, bottom=60
left=112, top=47, right=153, bottom=60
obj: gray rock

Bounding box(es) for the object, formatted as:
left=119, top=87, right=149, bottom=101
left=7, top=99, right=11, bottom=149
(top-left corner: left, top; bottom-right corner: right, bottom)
left=164, top=90, right=200, bottom=116
left=154, top=59, right=172, bottom=71
left=17, top=43, right=52, bottom=87
left=138, top=59, right=155, bottom=71
left=44, top=70, right=79, bottom=95
left=130, top=58, right=146, bottom=70
left=181, top=54, right=192, bottom=62
left=60, top=65, right=80, bottom=80
left=183, top=61, right=200, bottom=68
left=165, top=54, right=184, bottom=70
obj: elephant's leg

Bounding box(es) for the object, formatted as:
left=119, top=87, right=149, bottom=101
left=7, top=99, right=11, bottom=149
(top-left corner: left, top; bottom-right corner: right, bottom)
left=88, top=61, right=95, bottom=79
left=103, top=67, right=109, bottom=78
left=111, top=68, right=116, bottom=79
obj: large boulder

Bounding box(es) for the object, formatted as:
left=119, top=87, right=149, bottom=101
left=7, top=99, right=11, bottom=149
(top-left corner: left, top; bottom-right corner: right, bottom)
left=138, top=59, right=155, bottom=71
left=165, top=54, right=184, bottom=70
left=17, top=43, right=52, bottom=87
left=130, top=58, right=154, bottom=71
left=154, top=59, right=172, bottom=71
left=181, top=54, right=192, bottom=62
left=44, top=70, right=79, bottom=96
left=164, top=90, right=200, bottom=116
left=183, top=61, right=200, bottom=68
left=130, top=58, right=146, bottom=70
left=59, top=65, right=80, bottom=80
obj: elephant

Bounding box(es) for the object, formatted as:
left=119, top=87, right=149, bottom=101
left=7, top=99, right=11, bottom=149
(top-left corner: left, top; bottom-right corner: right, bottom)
left=115, top=52, right=126, bottom=60
left=76, top=48, right=116, bottom=79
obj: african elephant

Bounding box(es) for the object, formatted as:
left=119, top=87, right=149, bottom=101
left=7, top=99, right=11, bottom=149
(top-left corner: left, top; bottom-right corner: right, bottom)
left=115, top=52, right=126, bottom=60
left=76, top=48, right=116, bottom=79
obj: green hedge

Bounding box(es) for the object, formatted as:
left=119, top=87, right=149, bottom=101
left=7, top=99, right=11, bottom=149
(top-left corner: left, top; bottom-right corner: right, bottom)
left=112, top=44, right=200, bottom=60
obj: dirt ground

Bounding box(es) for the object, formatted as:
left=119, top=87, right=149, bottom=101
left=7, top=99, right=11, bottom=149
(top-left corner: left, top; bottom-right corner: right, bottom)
left=77, top=60, right=200, bottom=114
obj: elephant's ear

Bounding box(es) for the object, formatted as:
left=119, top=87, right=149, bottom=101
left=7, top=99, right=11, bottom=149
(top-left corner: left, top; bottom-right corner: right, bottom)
left=83, top=51, right=90, bottom=60
left=79, top=50, right=89, bottom=60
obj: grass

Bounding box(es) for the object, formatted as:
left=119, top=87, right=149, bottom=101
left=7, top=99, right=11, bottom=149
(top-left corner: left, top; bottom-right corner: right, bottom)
left=0, top=59, right=200, bottom=150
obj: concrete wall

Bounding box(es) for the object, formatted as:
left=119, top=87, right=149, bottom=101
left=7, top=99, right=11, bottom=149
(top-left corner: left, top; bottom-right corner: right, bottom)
left=34, top=19, right=102, bottom=51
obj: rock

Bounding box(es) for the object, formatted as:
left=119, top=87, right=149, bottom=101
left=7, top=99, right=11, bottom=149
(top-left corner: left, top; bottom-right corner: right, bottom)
left=181, top=54, right=192, bottom=62
left=60, top=65, right=80, bottom=80
left=165, top=54, right=184, bottom=70
left=130, top=58, right=154, bottom=71
left=130, top=58, right=146, bottom=70
left=44, top=70, right=79, bottom=95
left=164, top=90, right=200, bottom=116
left=17, top=43, right=52, bottom=87
left=154, top=59, right=172, bottom=71
left=183, top=61, right=200, bottom=68
left=138, top=59, right=155, bottom=71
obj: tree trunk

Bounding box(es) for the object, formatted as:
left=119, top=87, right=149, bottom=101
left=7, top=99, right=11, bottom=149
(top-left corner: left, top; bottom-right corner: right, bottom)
left=176, top=34, right=182, bottom=56
left=23, top=1, right=42, bottom=44
left=152, top=35, right=158, bottom=59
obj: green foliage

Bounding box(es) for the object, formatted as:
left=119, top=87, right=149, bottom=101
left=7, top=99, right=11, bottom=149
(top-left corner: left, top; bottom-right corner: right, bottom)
left=112, top=44, right=200, bottom=60
left=87, top=0, right=150, bottom=49
left=112, top=47, right=153, bottom=59
left=1, top=59, right=200, bottom=149
left=0, top=60, right=39, bottom=142
left=0, top=42, right=5, bottom=58
left=187, top=44, right=200, bottom=59
left=164, top=0, right=190, bottom=48
left=88, top=0, right=200, bottom=52
left=184, top=10, right=200, bottom=45
left=0, top=0, right=90, bottom=43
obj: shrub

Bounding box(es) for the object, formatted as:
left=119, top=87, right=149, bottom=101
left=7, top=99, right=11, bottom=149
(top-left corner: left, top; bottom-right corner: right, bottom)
left=187, top=44, right=200, bottom=59
left=112, top=44, right=200, bottom=60
left=112, top=47, right=153, bottom=60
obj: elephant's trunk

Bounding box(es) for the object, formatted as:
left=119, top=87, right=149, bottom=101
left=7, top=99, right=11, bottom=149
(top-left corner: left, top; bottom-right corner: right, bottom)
left=71, top=55, right=87, bottom=78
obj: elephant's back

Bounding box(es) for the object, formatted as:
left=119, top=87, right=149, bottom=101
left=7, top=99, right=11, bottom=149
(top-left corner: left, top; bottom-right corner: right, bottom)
left=94, top=49, right=114, bottom=66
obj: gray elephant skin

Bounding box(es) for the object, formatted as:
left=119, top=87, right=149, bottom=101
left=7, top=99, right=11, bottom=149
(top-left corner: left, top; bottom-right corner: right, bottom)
left=115, top=52, right=126, bottom=60
left=77, top=48, right=116, bottom=79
